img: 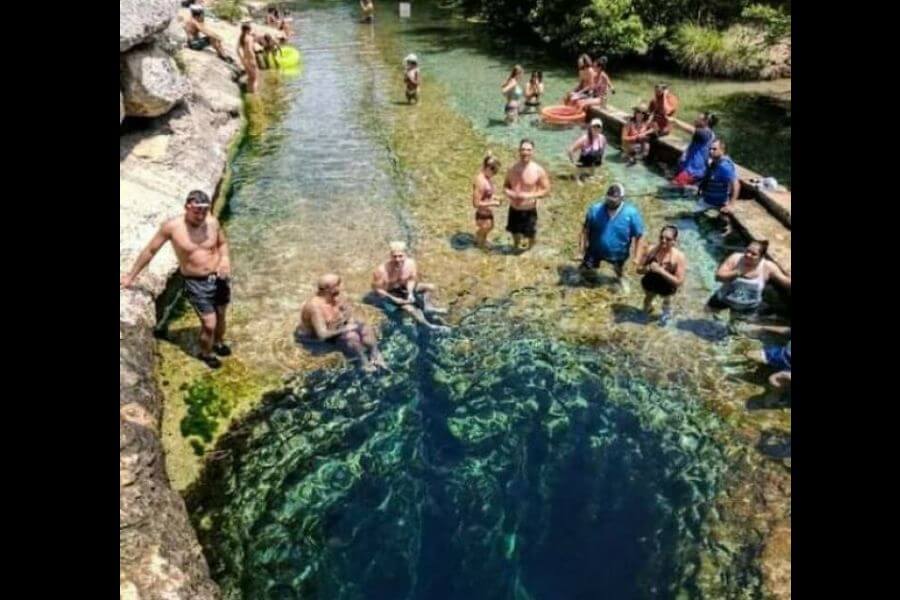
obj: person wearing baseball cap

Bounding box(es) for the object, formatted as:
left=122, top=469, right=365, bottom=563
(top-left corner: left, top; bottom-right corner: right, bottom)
left=567, top=118, right=607, bottom=181
left=120, top=190, right=234, bottom=369
left=578, top=183, right=645, bottom=293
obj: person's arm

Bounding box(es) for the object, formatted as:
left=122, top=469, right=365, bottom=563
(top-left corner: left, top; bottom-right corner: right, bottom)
left=503, top=170, right=518, bottom=201
left=635, top=244, right=656, bottom=274
left=472, top=179, right=499, bottom=209
left=372, top=269, right=409, bottom=305
left=629, top=235, right=643, bottom=266
left=309, top=305, right=351, bottom=340
left=216, top=223, right=231, bottom=278
left=121, top=223, right=171, bottom=287
left=765, top=260, right=791, bottom=289
left=405, top=260, right=418, bottom=300
left=578, top=223, right=589, bottom=257
left=715, top=254, right=742, bottom=282
left=501, top=78, right=515, bottom=95
left=629, top=211, right=645, bottom=266
left=648, top=253, right=687, bottom=287
left=568, top=135, right=586, bottom=163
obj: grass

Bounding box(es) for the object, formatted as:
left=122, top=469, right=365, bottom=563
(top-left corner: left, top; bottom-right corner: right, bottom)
left=666, top=23, right=768, bottom=79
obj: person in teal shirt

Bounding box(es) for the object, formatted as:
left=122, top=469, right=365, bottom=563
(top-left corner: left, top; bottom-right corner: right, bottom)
left=578, top=183, right=645, bottom=291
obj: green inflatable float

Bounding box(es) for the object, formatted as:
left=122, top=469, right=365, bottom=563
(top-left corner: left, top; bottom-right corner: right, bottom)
left=267, top=45, right=301, bottom=71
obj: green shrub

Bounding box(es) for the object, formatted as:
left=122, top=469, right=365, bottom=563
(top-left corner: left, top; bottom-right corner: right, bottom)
left=212, top=0, right=245, bottom=23
left=666, top=22, right=767, bottom=78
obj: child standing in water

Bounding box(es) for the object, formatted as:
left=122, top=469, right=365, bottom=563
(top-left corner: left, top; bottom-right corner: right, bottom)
left=404, top=54, right=420, bottom=104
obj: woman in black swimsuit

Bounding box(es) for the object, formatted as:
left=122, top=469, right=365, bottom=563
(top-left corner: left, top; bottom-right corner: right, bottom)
left=472, top=153, right=502, bottom=249
left=637, top=225, right=687, bottom=325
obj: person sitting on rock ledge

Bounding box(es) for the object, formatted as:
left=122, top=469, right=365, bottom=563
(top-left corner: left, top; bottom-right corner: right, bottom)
left=297, top=274, right=388, bottom=373
left=184, top=5, right=234, bottom=64
left=372, top=242, right=451, bottom=332
left=120, top=190, right=233, bottom=369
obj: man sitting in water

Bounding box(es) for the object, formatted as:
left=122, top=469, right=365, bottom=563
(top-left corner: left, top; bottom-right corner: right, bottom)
left=404, top=54, right=420, bottom=104
left=184, top=5, right=234, bottom=64
left=504, top=138, right=551, bottom=252
left=297, top=274, right=387, bottom=372
left=578, top=183, right=645, bottom=293
left=372, top=242, right=450, bottom=332
left=121, top=190, right=233, bottom=369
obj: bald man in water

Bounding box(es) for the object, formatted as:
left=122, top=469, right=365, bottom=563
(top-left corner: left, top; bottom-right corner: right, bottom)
left=297, top=273, right=387, bottom=372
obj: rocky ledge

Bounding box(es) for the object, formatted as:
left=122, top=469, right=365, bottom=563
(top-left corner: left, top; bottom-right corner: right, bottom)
left=119, top=3, right=275, bottom=598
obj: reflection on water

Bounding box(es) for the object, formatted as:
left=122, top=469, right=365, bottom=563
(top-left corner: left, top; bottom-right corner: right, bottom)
left=189, top=295, right=733, bottom=599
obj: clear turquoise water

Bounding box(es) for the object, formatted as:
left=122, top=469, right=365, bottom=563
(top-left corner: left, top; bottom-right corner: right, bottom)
left=179, top=2, right=789, bottom=598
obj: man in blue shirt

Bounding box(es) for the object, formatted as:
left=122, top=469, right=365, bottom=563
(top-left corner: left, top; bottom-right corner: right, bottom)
left=579, top=183, right=645, bottom=291
left=694, top=139, right=740, bottom=232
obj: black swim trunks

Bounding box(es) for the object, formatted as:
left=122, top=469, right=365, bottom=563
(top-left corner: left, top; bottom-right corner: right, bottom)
left=183, top=274, right=231, bottom=315
left=506, top=208, right=538, bottom=237
left=386, top=286, right=426, bottom=309
left=188, top=36, right=211, bottom=51
left=577, top=152, right=603, bottom=167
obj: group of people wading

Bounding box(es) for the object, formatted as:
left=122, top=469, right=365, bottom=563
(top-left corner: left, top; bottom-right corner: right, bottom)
left=120, top=11, right=790, bottom=389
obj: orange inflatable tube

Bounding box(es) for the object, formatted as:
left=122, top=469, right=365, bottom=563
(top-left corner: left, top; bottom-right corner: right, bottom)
left=540, top=105, right=586, bottom=124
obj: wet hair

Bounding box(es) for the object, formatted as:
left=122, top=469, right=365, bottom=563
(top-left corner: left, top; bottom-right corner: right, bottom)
left=509, top=65, right=524, bottom=79
left=712, top=138, right=726, bottom=151
left=483, top=151, right=501, bottom=171
left=185, top=189, right=210, bottom=206
left=748, top=240, right=769, bottom=256
left=577, top=54, right=592, bottom=69
left=660, top=225, right=679, bottom=240
left=530, top=71, right=543, bottom=83
left=519, top=138, right=535, bottom=149
left=594, top=56, right=608, bottom=69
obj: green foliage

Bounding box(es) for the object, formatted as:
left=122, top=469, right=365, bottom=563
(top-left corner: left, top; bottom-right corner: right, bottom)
left=212, top=0, right=245, bottom=23
left=181, top=379, right=236, bottom=454
left=454, top=0, right=789, bottom=77
left=665, top=23, right=766, bottom=78
left=740, top=3, right=791, bottom=46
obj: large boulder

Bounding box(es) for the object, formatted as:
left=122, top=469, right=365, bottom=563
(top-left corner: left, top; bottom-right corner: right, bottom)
left=155, top=15, right=188, bottom=55
left=121, top=44, right=190, bottom=118
left=120, top=0, right=179, bottom=52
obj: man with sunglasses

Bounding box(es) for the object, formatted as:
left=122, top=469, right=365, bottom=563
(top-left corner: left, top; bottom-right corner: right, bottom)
left=578, top=183, right=645, bottom=293
left=121, top=190, right=232, bottom=369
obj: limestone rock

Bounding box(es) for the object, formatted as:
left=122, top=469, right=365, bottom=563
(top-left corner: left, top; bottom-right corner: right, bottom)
left=120, top=0, right=179, bottom=52
left=155, top=16, right=188, bottom=55
left=121, top=44, right=190, bottom=118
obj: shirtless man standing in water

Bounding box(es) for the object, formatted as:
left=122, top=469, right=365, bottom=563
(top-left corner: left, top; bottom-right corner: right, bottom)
left=121, top=190, right=232, bottom=369
left=237, top=22, right=259, bottom=93
left=372, top=242, right=450, bottom=332
left=504, top=139, right=551, bottom=251
left=297, top=274, right=386, bottom=372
